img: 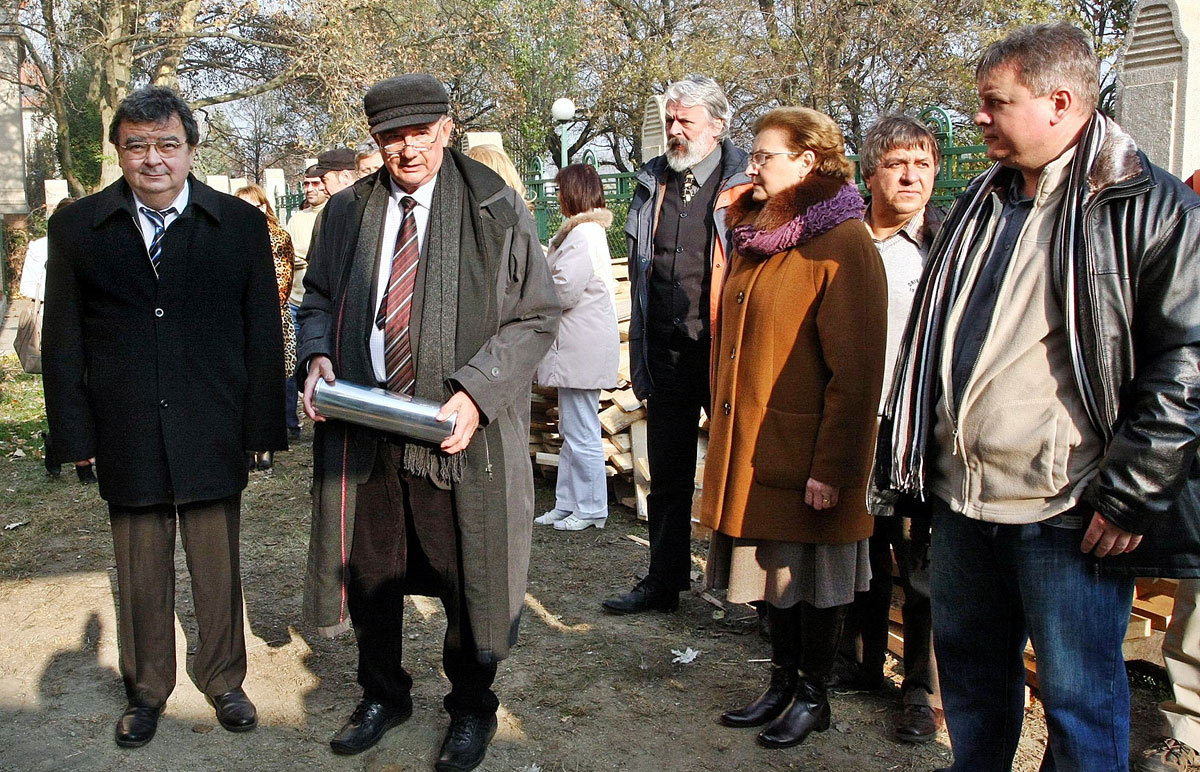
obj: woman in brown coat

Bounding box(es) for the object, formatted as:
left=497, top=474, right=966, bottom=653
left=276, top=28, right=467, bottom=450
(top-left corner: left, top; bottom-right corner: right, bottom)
left=702, top=107, right=887, bottom=749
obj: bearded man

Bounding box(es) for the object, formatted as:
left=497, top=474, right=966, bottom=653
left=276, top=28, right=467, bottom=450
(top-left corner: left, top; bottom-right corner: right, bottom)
left=598, top=75, right=751, bottom=614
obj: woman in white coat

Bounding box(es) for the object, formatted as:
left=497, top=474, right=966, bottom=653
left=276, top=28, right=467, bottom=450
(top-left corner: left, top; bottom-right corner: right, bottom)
left=534, top=164, right=621, bottom=531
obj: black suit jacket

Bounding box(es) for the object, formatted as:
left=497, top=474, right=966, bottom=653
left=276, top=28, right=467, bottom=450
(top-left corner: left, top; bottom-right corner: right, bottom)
left=42, top=176, right=286, bottom=507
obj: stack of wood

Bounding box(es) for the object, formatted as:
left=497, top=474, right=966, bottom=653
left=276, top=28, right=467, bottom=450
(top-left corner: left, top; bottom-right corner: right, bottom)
left=527, top=254, right=708, bottom=526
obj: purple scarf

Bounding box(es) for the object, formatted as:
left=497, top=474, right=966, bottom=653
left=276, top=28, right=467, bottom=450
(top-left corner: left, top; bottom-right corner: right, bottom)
left=732, top=182, right=865, bottom=259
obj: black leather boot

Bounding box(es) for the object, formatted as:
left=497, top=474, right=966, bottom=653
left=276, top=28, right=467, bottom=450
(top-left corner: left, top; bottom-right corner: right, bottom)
left=720, top=665, right=798, bottom=727
left=720, top=602, right=801, bottom=727
left=757, top=674, right=831, bottom=748
left=757, top=601, right=846, bottom=749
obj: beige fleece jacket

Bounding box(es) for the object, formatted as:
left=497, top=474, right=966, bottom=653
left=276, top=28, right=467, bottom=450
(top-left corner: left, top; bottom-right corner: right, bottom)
left=929, top=146, right=1104, bottom=523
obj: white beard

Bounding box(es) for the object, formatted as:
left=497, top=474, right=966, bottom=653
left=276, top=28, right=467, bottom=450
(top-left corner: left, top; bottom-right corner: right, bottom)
left=666, top=138, right=714, bottom=172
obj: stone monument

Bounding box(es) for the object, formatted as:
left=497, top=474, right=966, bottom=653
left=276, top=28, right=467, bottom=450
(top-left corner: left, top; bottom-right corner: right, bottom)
left=0, top=7, right=29, bottom=218
left=1115, top=0, right=1200, bottom=179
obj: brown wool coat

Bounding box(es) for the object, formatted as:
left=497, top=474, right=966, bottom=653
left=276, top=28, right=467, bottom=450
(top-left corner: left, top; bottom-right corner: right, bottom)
left=700, top=186, right=888, bottom=544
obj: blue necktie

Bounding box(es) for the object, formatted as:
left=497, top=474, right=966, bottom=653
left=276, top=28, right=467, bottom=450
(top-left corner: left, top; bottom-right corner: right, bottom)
left=140, top=206, right=177, bottom=270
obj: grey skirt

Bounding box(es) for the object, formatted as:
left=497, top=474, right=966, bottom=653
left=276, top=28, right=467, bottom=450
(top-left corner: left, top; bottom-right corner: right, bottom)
left=705, top=531, right=871, bottom=609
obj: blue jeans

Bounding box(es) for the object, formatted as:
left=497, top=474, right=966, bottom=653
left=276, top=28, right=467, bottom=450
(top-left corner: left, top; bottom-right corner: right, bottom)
left=930, top=498, right=1133, bottom=772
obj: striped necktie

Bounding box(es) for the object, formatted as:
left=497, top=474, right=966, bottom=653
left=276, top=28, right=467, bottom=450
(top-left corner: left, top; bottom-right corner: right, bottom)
left=140, top=206, right=177, bottom=270
left=376, top=196, right=420, bottom=394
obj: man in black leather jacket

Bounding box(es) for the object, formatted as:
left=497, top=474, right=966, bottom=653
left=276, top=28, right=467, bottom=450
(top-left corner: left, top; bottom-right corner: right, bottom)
left=874, top=22, right=1200, bottom=772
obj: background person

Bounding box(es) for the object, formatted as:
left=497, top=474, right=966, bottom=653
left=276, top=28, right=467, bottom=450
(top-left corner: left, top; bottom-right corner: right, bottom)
left=702, top=106, right=887, bottom=750
left=22, top=197, right=94, bottom=483
left=235, top=183, right=297, bottom=471
left=356, top=147, right=383, bottom=178
left=466, top=144, right=532, bottom=212
left=532, top=164, right=620, bottom=531
left=283, top=165, right=328, bottom=439
left=315, top=147, right=358, bottom=196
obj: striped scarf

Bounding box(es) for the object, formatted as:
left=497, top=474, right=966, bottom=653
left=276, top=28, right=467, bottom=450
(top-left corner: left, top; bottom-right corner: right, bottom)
left=875, top=112, right=1112, bottom=500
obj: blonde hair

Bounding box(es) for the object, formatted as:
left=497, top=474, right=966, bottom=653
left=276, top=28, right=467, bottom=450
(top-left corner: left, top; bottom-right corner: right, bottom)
left=467, top=144, right=528, bottom=202
left=233, top=183, right=278, bottom=223
left=753, top=107, right=855, bottom=183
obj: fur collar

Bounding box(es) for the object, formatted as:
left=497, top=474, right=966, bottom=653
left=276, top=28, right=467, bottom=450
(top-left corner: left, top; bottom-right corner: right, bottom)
left=549, top=207, right=614, bottom=251
left=1088, top=118, right=1143, bottom=197
left=727, top=174, right=846, bottom=231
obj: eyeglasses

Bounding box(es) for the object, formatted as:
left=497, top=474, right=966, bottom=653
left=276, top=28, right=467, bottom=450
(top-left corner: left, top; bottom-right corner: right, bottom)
left=377, top=120, right=445, bottom=157
left=119, top=139, right=187, bottom=159
left=747, top=150, right=800, bottom=168
left=379, top=137, right=438, bottom=156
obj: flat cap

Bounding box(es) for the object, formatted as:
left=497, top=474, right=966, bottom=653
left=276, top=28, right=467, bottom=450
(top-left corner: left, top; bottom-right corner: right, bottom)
left=364, top=74, right=450, bottom=135
left=314, top=147, right=356, bottom=174
left=303, top=164, right=322, bottom=178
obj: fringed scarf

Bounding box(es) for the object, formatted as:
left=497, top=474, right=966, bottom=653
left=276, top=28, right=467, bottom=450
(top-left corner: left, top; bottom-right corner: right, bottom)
left=876, top=112, right=1125, bottom=500
left=403, top=159, right=466, bottom=486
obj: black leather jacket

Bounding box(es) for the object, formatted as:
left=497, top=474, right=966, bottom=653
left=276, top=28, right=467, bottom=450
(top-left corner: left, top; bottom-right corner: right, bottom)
left=1021, top=124, right=1200, bottom=577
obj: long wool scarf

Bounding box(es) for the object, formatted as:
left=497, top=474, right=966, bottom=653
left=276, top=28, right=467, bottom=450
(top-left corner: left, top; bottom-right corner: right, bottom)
left=876, top=112, right=1114, bottom=500
left=731, top=181, right=865, bottom=258
left=402, top=159, right=466, bottom=486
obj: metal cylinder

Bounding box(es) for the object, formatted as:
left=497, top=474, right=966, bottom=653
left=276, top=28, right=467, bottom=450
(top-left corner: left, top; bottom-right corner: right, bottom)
left=312, top=379, right=455, bottom=444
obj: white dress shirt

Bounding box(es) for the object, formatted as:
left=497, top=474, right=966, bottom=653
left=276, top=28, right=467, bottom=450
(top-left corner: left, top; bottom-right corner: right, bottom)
left=369, top=175, right=437, bottom=383
left=132, top=184, right=190, bottom=260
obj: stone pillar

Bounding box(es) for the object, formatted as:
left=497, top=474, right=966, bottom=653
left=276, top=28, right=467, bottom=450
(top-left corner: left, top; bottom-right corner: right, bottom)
left=262, top=168, right=286, bottom=212
left=44, top=180, right=69, bottom=210
left=205, top=174, right=231, bottom=194
left=462, top=131, right=504, bottom=153
left=640, top=95, right=666, bottom=164
left=228, top=176, right=249, bottom=193
left=1115, top=0, right=1200, bottom=179
left=0, top=7, right=29, bottom=218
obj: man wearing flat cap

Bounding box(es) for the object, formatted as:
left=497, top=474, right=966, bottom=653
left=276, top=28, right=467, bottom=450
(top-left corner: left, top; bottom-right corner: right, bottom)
left=298, top=73, right=559, bottom=772
left=316, top=147, right=358, bottom=197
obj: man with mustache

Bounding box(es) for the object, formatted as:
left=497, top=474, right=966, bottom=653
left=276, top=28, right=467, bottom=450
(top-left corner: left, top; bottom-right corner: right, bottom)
left=600, top=75, right=751, bottom=614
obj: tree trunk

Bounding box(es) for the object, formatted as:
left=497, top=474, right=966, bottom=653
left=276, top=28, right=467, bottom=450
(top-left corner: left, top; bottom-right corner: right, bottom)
left=97, top=0, right=136, bottom=188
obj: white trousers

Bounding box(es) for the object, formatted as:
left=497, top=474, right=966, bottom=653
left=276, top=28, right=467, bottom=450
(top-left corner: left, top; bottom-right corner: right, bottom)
left=1162, top=578, right=1200, bottom=748
left=554, top=387, right=608, bottom=518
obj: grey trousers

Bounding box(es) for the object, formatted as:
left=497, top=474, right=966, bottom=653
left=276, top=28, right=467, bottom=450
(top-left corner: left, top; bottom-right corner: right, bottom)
left=1162, top=578, right=1200, bottom=748
left=109, top=494, right=246, bottom=708
left=554, top=387, right=608, bottom=518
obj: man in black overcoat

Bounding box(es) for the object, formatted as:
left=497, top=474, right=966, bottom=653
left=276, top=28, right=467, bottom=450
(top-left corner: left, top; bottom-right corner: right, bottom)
left=41, top=86, right=286, bottom=748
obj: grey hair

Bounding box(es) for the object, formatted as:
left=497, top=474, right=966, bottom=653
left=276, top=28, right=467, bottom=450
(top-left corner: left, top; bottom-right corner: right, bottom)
left=976, top=22, right=1099, bottom=113
left=664, top=74, right=732, bottom=136
left=859, top=114, right=941, bottom=180
left=109, top=86, right=200, bottom=147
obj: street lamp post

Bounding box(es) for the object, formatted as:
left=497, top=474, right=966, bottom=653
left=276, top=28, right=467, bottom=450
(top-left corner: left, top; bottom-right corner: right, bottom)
left=551, top=97, right=577, bottom=170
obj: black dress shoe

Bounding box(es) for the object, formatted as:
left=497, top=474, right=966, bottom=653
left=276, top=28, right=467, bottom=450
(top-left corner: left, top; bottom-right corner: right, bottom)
left=257, top=451, right=274, bottom=470
left=602, top=579, right=679, bottom=615
left=892, top=704, right=943, bottom=743
left=115, top=705, right=161, bottom=748
left=76, top=463, right=97, bottom=485
left=435, top=713, right=498, bottom=772
left=330, top=699, right=412, bottom=755
left=207, top=687, right=257, bottom=732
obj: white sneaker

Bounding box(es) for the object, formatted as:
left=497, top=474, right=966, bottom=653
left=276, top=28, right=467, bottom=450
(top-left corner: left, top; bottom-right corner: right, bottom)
left=554, top=514, right=607, bottom=531
left=535, top=508, right=572, bottom=525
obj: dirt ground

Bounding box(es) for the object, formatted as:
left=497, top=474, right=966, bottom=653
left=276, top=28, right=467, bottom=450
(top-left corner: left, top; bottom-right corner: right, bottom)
left=0, top=360, right=1172, bottom=772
